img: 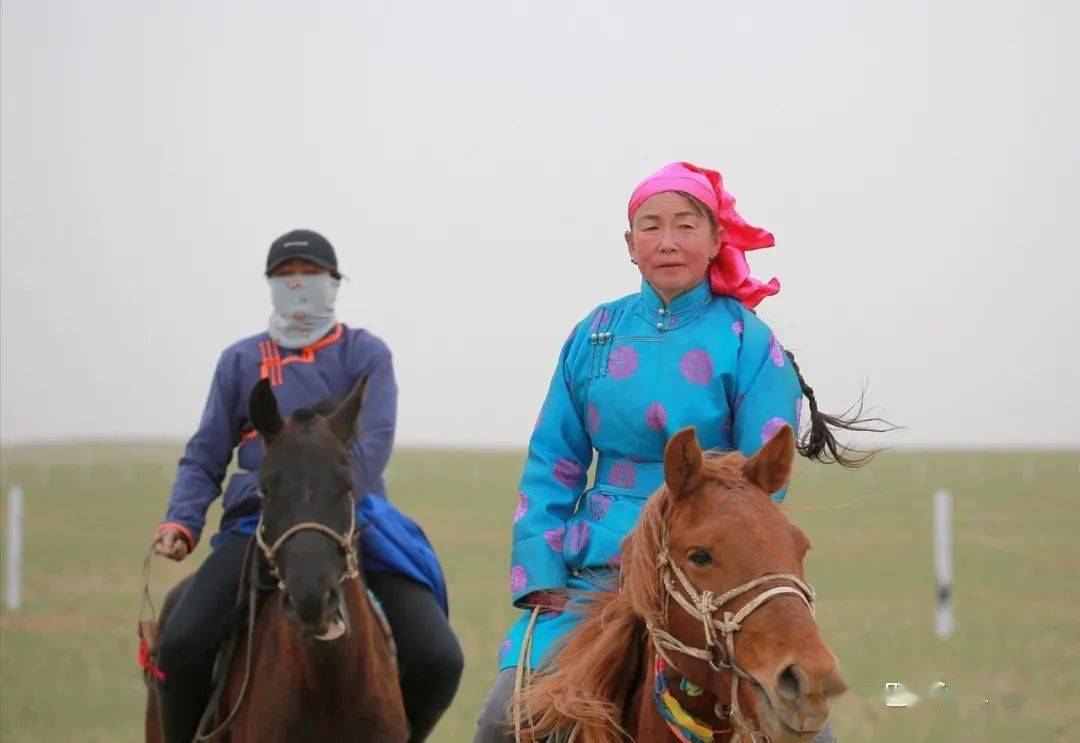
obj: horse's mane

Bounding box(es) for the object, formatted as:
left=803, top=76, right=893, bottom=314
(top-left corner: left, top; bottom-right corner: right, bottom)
left=520, top=454, right=750, bottom=742
left=518, top=491, right=668, bottom=742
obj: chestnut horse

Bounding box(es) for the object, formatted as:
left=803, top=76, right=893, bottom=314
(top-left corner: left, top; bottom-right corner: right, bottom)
left=520, top=425, right=846, bottom=743
left=145, top=377, right=407, bottom=741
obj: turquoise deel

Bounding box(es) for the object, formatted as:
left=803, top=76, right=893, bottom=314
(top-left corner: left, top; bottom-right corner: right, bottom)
left=497, top=279, right=803, bottom=671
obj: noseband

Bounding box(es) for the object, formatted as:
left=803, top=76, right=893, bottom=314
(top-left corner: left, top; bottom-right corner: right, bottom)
left=189, top=498, right=361, bottom=740
left=646, top=539, right=816, bottom=743
left=254, top=498, right=360, bottom=591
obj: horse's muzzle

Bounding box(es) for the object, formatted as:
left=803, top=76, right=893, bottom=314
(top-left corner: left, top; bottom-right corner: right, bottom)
left=753, top=656, right=847, bottom=742
left=281, top=584, right=350, bottom=642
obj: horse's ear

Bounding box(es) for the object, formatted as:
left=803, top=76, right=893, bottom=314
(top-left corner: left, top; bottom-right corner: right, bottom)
left=664, top=426, right=703, bottom=499
left=328, top=376, right=368, bottom=445
left=743, top=424, right=795, bottom=495
left=249, top=378, right=284, bottom=444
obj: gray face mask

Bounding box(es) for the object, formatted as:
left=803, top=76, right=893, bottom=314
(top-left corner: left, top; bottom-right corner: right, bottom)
left=267, top=274, right=340, bottom=349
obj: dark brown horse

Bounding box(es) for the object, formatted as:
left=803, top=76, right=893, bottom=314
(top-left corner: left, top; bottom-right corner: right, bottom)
left=145, top=377, right=407, bottom=741
left=520, top=425, right=846, bottom=743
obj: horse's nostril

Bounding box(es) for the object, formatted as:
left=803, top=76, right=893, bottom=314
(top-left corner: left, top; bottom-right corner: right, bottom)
left=324, top=588, right=337, bottom=610
left=777, top=664, right=802, bottom=702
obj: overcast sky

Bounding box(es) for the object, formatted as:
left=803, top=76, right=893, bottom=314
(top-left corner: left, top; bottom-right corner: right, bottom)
left=2, top=0, right=1077, bottom=449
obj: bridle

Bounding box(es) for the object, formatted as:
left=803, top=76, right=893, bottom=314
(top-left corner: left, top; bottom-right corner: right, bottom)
left=646, top=533, right=816, bottom=743
left=254, top=494, right=361, bottom=590
left=185, top=501, right=361, bottom=741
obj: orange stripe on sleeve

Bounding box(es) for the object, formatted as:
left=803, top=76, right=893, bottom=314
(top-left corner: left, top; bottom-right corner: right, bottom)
left=156, top=522, right=196, bottom=551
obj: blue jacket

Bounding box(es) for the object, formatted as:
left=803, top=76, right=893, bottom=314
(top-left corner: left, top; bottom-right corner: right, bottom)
left=162, top=324, right=395, bottom=545
left=160, top=323, right=447, bottom=612
left=499, top=280, right=802, bottom=669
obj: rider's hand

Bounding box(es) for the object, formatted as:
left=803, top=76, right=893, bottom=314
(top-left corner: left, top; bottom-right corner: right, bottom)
left=522, top=590, right=570, bottom=614
left=153, top=527, right=191, bottom=561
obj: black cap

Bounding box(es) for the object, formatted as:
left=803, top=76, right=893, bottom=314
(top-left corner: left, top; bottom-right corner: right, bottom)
left=266, top=229, right=340, bottom=278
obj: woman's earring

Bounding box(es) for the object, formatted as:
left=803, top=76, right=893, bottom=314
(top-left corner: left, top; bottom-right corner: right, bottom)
left=630, top=257, right=639, bottom=265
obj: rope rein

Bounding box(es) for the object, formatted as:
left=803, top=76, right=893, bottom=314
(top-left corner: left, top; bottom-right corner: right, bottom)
left=508, top=519, right=818, bottom=743
left=138, top=499, right=362, bottom=742
left=513, top=605, right=542, bottom=743
left=646, top=535, right=817, bottom=743
left=193, top=540, right=259, bottom=742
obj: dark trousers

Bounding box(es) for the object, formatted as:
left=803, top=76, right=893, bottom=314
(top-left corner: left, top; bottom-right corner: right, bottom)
left=157, top=533, right=463, bottom=743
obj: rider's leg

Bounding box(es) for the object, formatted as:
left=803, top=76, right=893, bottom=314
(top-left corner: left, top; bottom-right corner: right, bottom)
left=474, top=668, right=515, bottom=743
left=156, top=533, right=249, bottom=743
left=365, top=571, right=464, bottom=743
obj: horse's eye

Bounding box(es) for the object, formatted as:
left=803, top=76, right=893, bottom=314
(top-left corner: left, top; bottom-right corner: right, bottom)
left=688, top=549, right=713, bottom=566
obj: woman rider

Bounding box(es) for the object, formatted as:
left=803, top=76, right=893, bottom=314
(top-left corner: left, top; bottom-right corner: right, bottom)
left=153, top=229, right=463, bottom=743
left=475, top=162, right=875, bottom=742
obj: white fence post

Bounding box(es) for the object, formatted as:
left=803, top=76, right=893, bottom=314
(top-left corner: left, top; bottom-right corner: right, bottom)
left=4, top=485, right=24, bottom=611
left=934, top=489, right=953, bottom=638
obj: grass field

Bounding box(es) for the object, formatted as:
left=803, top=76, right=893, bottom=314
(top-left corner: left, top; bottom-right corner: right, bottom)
left=0, top=443, right=1078, bottom=742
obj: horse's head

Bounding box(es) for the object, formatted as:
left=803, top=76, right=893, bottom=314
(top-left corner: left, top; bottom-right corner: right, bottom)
left=248, top=376, right=367, bottom=642
left=657, top=424, right=846, bottom=742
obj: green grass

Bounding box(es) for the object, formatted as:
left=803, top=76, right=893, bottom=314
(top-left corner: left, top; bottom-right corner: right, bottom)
left=1, top=444, right=1078, bottom=741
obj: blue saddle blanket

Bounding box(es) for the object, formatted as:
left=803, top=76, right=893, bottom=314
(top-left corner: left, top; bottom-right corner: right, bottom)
left=222, top=495, right=449, bottom=615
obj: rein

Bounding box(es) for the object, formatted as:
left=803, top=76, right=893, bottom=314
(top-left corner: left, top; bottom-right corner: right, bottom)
left=646, top=536, right=816, bottom=743
left=191, top=500, right=361, bottom=742
left=194, top=539, right=259, bottom=742
left=510, top=552, right=816, bottom=743
left=138, top=545, right=167, bottom=683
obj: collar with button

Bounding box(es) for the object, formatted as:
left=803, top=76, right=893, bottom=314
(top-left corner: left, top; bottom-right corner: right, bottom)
left=638, top=279, right=712, bottom=332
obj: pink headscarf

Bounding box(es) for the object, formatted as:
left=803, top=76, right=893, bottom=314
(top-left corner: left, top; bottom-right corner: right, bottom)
left=627, top=161, right=780, bottom=309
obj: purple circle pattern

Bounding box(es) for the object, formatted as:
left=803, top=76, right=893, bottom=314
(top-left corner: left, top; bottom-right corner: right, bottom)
left=607, top=345, right=639, bottom=380
left=768, top=334, right=786, bottom=367
left=497, top=638, right=512, bottom=664
left=587, top=403, right=601, bottom=435
left=608, top=461, right=637, bottom=489
left=509, top=565, right=528, bottom=593
left=568, top=522, right=590, bottom=554
left=761, top=417, right=788, bottom=444
left=680, top=349, right=713, bottom=386
left=513, top=492, right=528, bottom=523
left=588, top=493, right=612, bottom=520
left=732, top=321, right=744, bottom=339
left=543, top=527, right=566, bottom=552
left=646, top=402, right=668, bottom=432
left=553, top=458, right=584, bottom=489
